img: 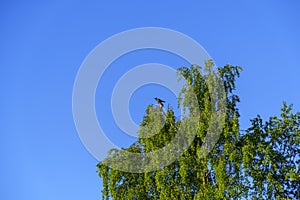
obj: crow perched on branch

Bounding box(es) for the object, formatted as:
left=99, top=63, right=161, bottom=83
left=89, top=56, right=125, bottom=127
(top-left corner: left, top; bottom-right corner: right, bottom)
left=154, top=97, right=165, bottom=108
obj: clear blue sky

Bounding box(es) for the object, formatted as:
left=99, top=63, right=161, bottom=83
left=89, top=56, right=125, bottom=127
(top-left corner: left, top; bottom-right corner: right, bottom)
left=1, top=1, right=300, bottom=199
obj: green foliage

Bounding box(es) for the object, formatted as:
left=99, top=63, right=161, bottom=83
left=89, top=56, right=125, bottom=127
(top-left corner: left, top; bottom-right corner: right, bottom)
left=241, top=103, right=300, bottom=199
left=97, top=61, right=300, bottom=199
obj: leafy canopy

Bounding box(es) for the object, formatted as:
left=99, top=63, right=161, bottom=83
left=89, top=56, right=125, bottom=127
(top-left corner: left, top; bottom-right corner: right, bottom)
left=97, top=61, right=300, bottom=200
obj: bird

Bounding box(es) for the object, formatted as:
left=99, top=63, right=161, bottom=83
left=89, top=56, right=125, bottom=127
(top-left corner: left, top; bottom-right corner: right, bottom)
left=154, top=97, right=165, bottom=108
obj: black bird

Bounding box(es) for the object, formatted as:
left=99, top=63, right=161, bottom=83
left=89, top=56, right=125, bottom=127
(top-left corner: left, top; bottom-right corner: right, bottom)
left=154, top=97, right=165, bottom=108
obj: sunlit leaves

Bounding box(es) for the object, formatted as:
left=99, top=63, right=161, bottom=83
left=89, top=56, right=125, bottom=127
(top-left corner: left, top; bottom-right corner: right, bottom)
left=97, top=62, right=299, bottom=199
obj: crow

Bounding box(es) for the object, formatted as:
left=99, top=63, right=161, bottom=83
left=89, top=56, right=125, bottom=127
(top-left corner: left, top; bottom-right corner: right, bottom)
left=154, top=97, right=165, bottom=108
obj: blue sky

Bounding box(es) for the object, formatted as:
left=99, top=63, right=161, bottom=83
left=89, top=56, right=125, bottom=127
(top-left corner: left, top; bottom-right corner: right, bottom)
left=1, top=1, right=300, bottom=199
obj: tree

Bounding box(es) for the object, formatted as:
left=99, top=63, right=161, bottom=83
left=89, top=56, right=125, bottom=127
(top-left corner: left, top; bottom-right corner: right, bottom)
left=97, top=61, right=300, bottom=199
left=241, top=103, right=300, bottom=199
